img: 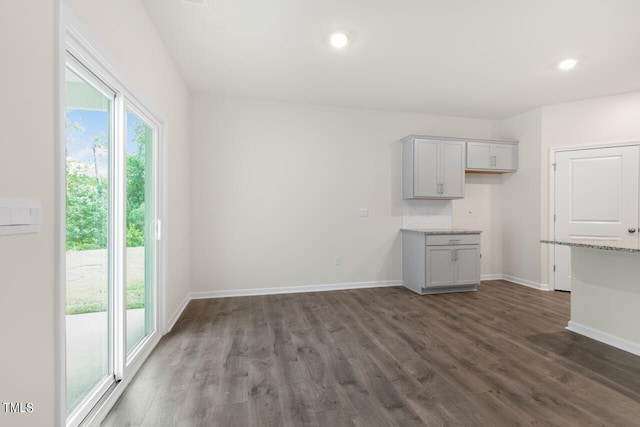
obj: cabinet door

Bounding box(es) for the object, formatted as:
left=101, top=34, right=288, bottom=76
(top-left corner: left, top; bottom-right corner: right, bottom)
left=466, top=142, right=492, bottom=169
left=413, top=139, right=439, bottom=197
left=440, top=141, right=465, bottom=198
left=454, top=246, right=480, bottom=285
left=426, top=247, right=455, bottom=287
left=494, top=144, right=517, bottom=171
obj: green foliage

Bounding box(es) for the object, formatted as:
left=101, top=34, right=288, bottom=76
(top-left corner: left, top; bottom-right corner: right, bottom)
left=66, top=166, right=108, bottom=250
left=125, top=122, right=148, bottom=248
left=66, top=118, right=149, bottom=251
left=126, top=222, right=145, bottom=247
left=127, top=155, right=145, bottom=209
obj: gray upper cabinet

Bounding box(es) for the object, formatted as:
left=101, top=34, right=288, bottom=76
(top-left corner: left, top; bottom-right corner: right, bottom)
left=466, top=141, right=518, bottom=172
left=402, top=136, right=465, bottom=199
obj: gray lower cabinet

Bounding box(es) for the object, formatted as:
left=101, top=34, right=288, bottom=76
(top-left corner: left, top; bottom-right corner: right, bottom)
left=402, top=230, right=480, bottom=294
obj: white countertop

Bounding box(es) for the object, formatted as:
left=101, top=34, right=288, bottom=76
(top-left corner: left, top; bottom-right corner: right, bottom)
left=541, top=237, right=640, bottom=253
left=402, top=228, right=482, bottom=235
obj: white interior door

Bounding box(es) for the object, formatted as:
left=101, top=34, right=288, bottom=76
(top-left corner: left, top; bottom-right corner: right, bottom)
left=553, top=145, right=639, bottom=291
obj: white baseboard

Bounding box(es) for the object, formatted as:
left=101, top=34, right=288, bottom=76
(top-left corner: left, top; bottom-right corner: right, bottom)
left=567, top=321, right=640, bottom=357
left=167, top=275, right=552, bottom=334
left=165, top=293, right=191, bottom=334
left=503, top=274, right=550, bottom=291
left=480, top=274, right=503, bottom=281
left=167, top=275, right=552, bottom=333
left=190, top=280, right=402, bottom=300
left=165, top=280, right=402, bottom=333
left=481, top=274, right=550, bottom=291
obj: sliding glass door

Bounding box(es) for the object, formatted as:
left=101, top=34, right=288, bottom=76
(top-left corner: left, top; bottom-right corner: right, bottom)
left=64, top=54, right=158, bottom=425
left=64, top=62, right=114, bottom=420
left=125, top=108, right=156, bottom=358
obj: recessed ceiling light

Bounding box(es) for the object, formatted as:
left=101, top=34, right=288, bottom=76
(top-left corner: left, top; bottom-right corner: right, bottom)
left=330, top=32, right=350, bottom=49
left=558, top=58, right=577, bottom=71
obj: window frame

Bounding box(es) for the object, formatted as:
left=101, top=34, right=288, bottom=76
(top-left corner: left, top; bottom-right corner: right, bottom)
left=57, top=7, right=167, bottom=427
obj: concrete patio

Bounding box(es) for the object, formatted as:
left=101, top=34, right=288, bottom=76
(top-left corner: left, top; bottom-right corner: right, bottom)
left=66, top=308, right=147, bottom=414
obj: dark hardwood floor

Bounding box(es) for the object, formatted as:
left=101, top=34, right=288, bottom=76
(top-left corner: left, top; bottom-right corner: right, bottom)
left=102, top=280, right=640, bottom=426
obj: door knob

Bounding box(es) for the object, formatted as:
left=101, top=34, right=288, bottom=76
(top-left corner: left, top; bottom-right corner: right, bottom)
left=629, top=228, right=637, bottom=233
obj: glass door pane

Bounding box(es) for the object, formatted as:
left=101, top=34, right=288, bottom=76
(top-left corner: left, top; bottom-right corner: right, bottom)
left=64, top=65, right=114, bottom=416
left=125, top=110, right=155, bottom=357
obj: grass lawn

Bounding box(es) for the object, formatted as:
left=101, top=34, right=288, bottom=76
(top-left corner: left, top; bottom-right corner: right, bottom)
left=66, top=280, right=145, bottom=315
left=66, top=247, right=147, bottom=315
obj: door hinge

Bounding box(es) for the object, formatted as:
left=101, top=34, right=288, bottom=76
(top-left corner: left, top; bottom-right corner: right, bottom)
left=553, top=265, right=556, bottom=272
left=553, top=214, right=556, bottom=222
left=552, top=163, right=557, bottom=172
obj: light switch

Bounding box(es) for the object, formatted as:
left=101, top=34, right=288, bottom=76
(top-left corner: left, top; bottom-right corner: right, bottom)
left=29, top=208, right=40, bottom=225
left=0, top=198, right=41, bottom=236
left=359, top=208, right=369, bottom=217
left=0, top=207, right=10, bottom=226
left=11, top=207, right=31, bottom=225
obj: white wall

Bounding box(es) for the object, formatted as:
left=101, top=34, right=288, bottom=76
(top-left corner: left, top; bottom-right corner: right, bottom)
left=494, top=92, right=640, bottom=289
left=0, top=1, right=190, bottom=424
left=64, top=0, right=192, bottom=323
left=498, top=108, right=544, bottom=286
left=540, top=91, right=640, bottom=239
left=538, top=91, right=640, bottom=287
left=570, top=248, right=640, bottom=355
left=0, top=1, right=57, bottom=425
left=190, top=94, right=501, bottom=292
left=452, top=173, right=504, bottom=277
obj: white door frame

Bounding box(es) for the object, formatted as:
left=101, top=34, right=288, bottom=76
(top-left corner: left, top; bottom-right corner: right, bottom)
left=548, top=140, right=640, bottom=291
left=57, top=6, right=168, bottom=426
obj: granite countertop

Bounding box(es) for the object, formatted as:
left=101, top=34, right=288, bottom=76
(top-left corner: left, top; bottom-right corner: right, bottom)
left=541, top=237, right=640, bottom=253
left=402, top=228, right=482, bottom=235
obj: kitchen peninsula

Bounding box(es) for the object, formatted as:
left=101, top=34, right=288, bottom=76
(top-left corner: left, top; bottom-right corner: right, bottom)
left=542, top=237, right=640, bottom=356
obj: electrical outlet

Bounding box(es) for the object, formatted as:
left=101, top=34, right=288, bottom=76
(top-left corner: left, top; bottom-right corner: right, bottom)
left=334, top=256, right=342, bottom=266
left=359, top=208, right=369, bottom=217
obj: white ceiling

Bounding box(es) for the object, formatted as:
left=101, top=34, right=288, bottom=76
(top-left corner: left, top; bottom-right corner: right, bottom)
left=141, top=0, right=640, bottom=119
